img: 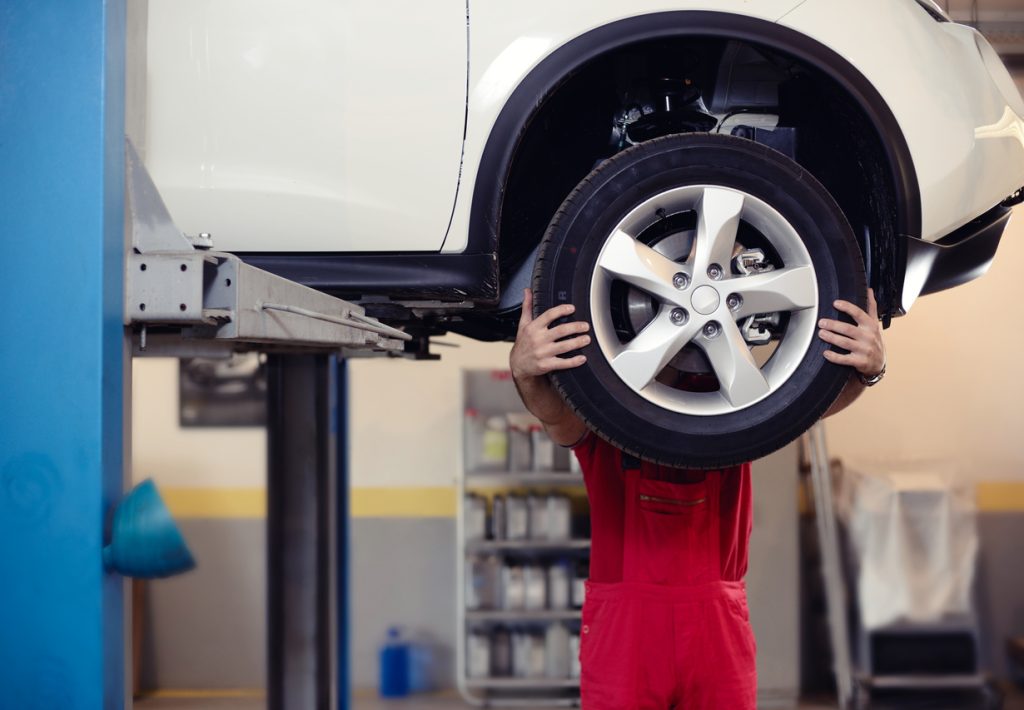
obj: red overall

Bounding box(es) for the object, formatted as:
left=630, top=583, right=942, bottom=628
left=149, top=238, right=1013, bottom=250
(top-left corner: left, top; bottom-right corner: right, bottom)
left=574, top=434, right=757, bottom=709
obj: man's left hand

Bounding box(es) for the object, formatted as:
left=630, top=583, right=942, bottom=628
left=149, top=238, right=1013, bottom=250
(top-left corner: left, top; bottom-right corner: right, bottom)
left=817, top=288, right=886, bottom=378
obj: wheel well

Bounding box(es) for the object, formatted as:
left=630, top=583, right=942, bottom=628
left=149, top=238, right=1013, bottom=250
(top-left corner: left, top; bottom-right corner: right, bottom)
left=469, top=12, right=919, bottom=324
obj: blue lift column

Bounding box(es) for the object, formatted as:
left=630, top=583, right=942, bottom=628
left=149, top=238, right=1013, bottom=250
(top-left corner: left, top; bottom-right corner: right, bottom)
left=0, top=1, right=128, bottom=708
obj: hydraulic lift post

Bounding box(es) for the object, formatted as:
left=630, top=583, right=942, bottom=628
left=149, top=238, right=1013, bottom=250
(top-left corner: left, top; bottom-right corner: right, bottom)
left=267, top=353, right=345, bottom=710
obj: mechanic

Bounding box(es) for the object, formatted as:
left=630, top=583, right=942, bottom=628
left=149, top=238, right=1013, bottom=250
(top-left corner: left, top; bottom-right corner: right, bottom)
left=509, top=286, right=886, bottom=709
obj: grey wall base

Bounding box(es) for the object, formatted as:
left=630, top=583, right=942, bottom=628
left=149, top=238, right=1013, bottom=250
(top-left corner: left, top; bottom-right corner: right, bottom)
left=142, top=501, right=1024, bottom=695
left=141, top=519, right=267, bottom=690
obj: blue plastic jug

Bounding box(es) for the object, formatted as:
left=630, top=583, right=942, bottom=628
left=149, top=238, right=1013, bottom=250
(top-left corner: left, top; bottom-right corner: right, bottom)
left=379, top=627, right=410, bottom=697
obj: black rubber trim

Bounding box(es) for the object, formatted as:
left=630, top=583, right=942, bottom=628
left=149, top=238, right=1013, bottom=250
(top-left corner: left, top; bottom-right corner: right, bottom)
left=469, top=11, right=922, bottom=272
left=236, top=252, right=498, bottom=301
left=911, top=203, right=1011, bottom=297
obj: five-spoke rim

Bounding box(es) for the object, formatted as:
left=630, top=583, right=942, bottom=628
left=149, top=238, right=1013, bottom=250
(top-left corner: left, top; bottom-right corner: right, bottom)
left=589, top=185, right=818, bottom=416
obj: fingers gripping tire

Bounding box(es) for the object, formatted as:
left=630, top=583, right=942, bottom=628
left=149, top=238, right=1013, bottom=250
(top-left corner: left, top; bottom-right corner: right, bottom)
left=533, top=133, right=866, bottom=468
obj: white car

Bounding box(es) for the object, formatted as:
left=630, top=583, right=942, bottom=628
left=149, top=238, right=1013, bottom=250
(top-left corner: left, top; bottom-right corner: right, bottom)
left=145, top=0, right=1024, bottom=467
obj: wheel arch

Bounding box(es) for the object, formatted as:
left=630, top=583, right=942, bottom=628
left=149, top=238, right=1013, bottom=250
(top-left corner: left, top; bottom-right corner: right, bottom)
left=467, top=10, right=922, bottom=316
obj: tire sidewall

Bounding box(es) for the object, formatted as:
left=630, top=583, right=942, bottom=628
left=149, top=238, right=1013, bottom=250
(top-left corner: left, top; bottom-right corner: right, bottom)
left=535, top=134, right=866, bottom=467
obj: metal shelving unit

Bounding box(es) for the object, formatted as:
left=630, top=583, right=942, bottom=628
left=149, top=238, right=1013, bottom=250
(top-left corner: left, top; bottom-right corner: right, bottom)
left=465, top=472, right=585, bottom=487
left=466, top=610, right=583, bottom=623
left=466, top=539, right=590, bottom=553
left=465, top=678, right=582, bottom=690
left=457, top=369, right=589, bottom=708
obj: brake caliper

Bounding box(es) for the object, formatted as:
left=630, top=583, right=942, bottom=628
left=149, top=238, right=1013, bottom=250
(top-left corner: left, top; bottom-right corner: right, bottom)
left=733, top=248, right=781, bottom=346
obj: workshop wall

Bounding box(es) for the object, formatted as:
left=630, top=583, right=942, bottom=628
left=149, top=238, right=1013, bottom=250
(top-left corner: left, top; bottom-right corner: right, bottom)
left=825, top=208, right=1024, bottom=482
left=131, top=68, right=1024, bottom=689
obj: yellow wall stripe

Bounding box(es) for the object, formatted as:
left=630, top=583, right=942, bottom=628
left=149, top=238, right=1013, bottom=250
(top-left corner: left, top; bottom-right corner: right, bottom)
left=161, top=487, right=266, bottom=519
left=158, top=481, right=1024, bottom=519
left=350, top=486, right=456, bottom=518
left=976, top=481, right=1024, bottom=512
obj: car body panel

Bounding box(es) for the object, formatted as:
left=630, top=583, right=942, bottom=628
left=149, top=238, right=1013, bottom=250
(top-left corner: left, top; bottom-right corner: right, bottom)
left=443, top=0, right=806, bottom=253
left=146, top=0, right=467, bottom=253
left=778, top=0, right=1024, bottom=243
left=144, top=0, right=1024, bottom=313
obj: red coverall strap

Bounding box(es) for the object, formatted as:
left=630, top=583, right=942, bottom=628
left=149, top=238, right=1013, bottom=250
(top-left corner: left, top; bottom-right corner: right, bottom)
left=572, top=433, right=757, bottom=710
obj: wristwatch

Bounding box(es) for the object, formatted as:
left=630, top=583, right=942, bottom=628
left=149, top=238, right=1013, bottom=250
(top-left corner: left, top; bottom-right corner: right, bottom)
left=857, top=362, right=886, bottom=387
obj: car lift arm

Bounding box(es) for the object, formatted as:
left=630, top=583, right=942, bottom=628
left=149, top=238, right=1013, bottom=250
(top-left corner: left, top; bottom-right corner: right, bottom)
left=123, top=140, right=409, bottom=357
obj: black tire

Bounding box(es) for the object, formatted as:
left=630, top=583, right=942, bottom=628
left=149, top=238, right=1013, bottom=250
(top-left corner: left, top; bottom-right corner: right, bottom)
left=533, top=133, right=866, bottom=468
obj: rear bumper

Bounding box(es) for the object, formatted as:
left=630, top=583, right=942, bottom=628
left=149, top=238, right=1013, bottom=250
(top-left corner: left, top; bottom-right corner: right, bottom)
left=901, top=200, right=1015, bottom=312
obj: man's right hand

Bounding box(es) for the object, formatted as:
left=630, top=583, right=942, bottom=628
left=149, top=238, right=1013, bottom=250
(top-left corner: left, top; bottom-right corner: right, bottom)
left=509, top=288, right=591, bottom=379
left=509, top=288, right=590, bottom=447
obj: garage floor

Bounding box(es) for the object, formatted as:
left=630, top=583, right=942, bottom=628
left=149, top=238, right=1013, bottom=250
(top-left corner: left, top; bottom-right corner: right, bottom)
left=134, top=687, right=1024, bottom=710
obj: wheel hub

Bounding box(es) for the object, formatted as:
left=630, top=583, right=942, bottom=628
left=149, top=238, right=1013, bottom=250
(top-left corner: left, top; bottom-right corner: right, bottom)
left=589, top=184, right=819, bottom=416
left=690, top=285, right=720, bottom=315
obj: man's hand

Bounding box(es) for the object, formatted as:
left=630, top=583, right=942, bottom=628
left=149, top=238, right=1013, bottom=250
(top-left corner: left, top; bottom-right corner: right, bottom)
left=818, top=288, right=886, bottom=378
left=509, top=288, right=591, bottom=379
left=509, top=289, right=589, bottom=446
left=820, top=288, right=886, bottom=418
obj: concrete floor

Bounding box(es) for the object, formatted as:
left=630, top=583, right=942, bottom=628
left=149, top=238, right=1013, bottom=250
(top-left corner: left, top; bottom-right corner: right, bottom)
left=134, top=698, right=833, bottom=710
left=134, top=687, right=1024, bottom=710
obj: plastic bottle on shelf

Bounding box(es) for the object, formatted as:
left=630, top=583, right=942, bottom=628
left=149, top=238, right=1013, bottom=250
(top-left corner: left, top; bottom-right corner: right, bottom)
left=466, top=554, right=501, bottom=611
left=465, top=556, right=482, bottom=611
left=572, top=559, right=589, bottom=609
left=491, top=626, right=512, bottom=677
left=463, top=493, right=487, bottom=541
left=547, top=561, right=571, bottom=610
left=480, top=416, right=509, bottom=470
left=463, top=408, right=483, bottom=472
left=506, top=414, right=532, bottom=471
left=511, top=631, right=530, bottom=678
left=528, top=633, right=546, bottom=678
left=530, top=424, right=554, bottom=471
left=527, top=494, right=548, bottom=539
left=502, top=565, right=525, bottom=610
left=466, top=631, right=491, bottom=679
left=506, top=494, right=528, bottom=540
left=523, top=564, right=547, bottom=611
left=379, top=626, right=411, bottom=697
left=545, top=623, right=571, bottom=678
left=491, top=494, right=507, bottom=540
left=547, top=494, right=572, bottom=540
left=569, top=633, right=581, bottom=679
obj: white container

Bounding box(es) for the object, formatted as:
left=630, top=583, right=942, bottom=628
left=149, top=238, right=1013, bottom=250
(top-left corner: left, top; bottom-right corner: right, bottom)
left=463, top=493, right=487, bottom=542
left=545, top=624, right=571, bottom=678
left=569, top=634, right=581, bottom=679
left=506, top=412, right=543, bottom=469
left=465, top=555, right=500, bottom=610
left=502, top=565, right=525, bottom=610
left=530, top=425, right=555, bottom=471
left=547, top=494, right=572, bottom=540
left=467, top=632, right=491, bottom=679
left=511, top=632, right=531, bottom=678
left=523, top=565, right=547, bottom=611
left=513, top=632, right=546, bottom=678
left=506, top=495, right=528, bottom=540
left=529, top=633, right=546, bottom=678
left=507, top=415, right=532, bottom=471
left=527, top=494, right=548, bottom=539
left=572, top=561, right=588, bottom=609
left=547, top=562, right=571, bottom=610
